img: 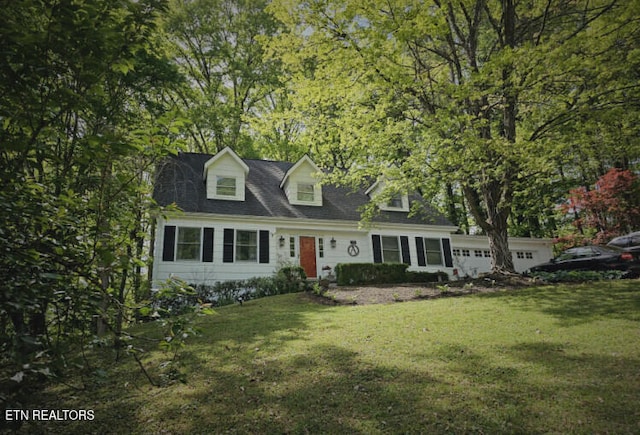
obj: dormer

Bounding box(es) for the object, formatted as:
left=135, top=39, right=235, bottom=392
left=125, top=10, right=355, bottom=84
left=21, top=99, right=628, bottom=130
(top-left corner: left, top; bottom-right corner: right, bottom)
left=279, top=155, right=323, bottom=206
left=365, top=179, right=409, bottom=212
left=203, top=147, right=249, bottom=201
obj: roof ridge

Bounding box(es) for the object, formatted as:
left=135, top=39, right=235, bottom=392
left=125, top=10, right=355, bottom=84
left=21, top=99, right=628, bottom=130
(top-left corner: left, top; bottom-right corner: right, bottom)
left=245, top=157, right=292, bottom=164
left=177, top=151, right=213, bottom=156
left=177, top=151, right=294, bottom=165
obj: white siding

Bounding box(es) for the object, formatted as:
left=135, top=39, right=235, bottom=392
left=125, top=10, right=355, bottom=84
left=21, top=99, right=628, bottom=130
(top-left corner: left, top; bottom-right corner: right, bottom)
left=368, top=229, right=455, bottom=273
left=274, top=230, right=370, bottom=278
left=152, top=214, right=554, bottom=286
left=153, top=216, right=277, bottom=286
left=450, top=234, right=554, bottom=276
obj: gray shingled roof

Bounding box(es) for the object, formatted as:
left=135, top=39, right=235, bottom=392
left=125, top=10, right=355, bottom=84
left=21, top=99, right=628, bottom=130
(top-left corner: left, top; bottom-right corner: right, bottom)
left=153, top=152, right=453, bottom=226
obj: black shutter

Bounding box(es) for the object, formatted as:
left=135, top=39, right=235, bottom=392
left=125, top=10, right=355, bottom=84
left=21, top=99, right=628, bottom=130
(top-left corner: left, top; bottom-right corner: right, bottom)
left=223, top=228, right=234, bottom=263
left=259, top=230, right=269, bottom=264
left=400, top=236, right=411, bottom=265
left=442, top=238, right=454, bottom=267
left=372, top=235, right=382, bottom=263
left=162, top=225, right=176, bottom=262
left=415, top=237, right=426, bottom=266
left=202, top=228, right=214, bottom=262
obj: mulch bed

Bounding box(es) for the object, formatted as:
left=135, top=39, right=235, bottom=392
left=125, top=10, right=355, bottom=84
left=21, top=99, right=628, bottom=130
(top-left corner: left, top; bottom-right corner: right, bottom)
left=305, top=274, right=539, bottom=305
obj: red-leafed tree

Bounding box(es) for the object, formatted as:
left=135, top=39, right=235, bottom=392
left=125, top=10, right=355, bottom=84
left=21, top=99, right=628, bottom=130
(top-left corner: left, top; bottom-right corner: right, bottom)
left=563, top=169, right=640, bottom=244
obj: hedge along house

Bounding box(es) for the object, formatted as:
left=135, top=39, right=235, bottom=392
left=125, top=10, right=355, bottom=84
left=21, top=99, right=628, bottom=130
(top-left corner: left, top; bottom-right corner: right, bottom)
left=151, top=147, right=553, bottom=286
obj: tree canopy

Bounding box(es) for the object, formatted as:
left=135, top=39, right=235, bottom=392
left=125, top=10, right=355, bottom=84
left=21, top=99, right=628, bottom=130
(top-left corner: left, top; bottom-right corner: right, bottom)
left=266, top=0, right=640, bottom=272
left=561, top=168, right=640, bottom=245
left=0, top=0, right=180, bottom=394
left=162, top=0, right=297, bottom=157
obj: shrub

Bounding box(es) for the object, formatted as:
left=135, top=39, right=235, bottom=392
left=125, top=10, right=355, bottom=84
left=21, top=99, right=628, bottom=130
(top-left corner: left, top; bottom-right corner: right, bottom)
left=275, top=266, right=308, bottom=294
left=405, top=270, right=449, bottom=283
left=150, top=277, right=199, bottom=316
left=335, top=263, right=409, bottom=285
left=335, top=263, right=450, bottom=286
left=530, top=270, right=629, bottom=283
left=150, top=266, right=308, bottom=313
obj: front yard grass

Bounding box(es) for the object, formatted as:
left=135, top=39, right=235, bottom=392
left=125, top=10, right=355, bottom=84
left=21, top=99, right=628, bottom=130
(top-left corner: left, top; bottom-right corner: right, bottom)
left=20, top=280, right=640, bottom=434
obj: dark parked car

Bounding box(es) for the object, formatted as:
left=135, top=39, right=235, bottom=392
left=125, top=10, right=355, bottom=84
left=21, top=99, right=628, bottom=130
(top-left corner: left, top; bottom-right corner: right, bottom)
left=607, top=231, right=640, bottom=254
left=529, top=245, right=640, bottom=275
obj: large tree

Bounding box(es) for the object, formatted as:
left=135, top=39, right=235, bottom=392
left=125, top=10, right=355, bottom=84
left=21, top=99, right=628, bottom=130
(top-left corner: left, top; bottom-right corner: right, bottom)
left=562, top=168, right=640, bottom=244
left=267, top=0, right=640, bottom=273
left=163, top=0, right=288, bottom=156
left=0, top=0, right=179, bottom=385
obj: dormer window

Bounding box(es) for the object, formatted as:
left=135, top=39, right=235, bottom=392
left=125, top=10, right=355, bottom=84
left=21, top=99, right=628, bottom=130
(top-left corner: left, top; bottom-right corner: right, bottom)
left=382, top=194, right=409, bottom=211
left=387, top=194, right=404, bottom=209
left=203, top=147, right=249, bottom=201
left=297, top=183, right=315, bottom=202
left=365, top=179, right=410, bottom=212
left=280, top=155, right=323, bottom=206
left=216, top=176, right=236, bottom=197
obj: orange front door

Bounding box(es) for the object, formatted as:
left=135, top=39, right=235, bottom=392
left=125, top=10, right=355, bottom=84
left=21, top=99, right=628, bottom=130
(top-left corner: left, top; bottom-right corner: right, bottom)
left=299, top=236, right=317, bottom=278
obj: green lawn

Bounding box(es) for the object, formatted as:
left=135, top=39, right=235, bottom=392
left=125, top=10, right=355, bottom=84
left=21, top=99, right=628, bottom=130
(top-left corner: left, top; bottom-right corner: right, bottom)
left=22, top=281, right=640, bottom=434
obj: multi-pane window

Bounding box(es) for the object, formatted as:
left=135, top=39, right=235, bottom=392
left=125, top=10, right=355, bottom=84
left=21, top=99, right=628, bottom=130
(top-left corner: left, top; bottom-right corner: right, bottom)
left=318, top=238, right=324, bottom=258
left=387, top=194, right=403, bottom=208
left=474, top=249, right=483, bottom=257
left=424, top=238, right=443, bottom=265
left=289, top=237, right=296, bottom=257
left=381, top=236, right=401, bottom=263
left=236, top=230, right=257, bottom=261
left=462, top=249, right=470, bottom=257
left=297, top=183, right=315, bottom=201
left=176, top=227, right=201, bottom=261
left=484, top=250, right=491, bottom=258
left=526, top=252, right=533, bottom=259
left=216, top=176, right=236, bottom=196
left=453, top=248, right=461, bottom=256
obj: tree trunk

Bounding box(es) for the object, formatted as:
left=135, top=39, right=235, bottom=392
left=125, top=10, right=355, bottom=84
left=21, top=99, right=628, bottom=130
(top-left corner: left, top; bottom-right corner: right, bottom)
left=97, top=272, right=110, bottom=336
left=114, top=256, right=129, bottom=355
left=96, top=158, right=113, bottom=336
left=480, top=0, right=516, bottom=275
left=486, top=217, right=515, bottom=274
left=444, top=182, right=460, bottom=227
left=483, top=187, right=516, bottom=274
left=463, top=182, right=516, bottom=274
left=144, top=217, right=157, bottom=301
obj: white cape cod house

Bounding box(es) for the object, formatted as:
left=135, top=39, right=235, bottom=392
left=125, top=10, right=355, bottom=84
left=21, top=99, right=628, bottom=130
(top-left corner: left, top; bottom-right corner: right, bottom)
left=151, top=147, right=552, bottom=286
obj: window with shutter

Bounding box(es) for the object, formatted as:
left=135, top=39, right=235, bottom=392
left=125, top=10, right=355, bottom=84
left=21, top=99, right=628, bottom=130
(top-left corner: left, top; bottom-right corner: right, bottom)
left=236, top=230, right=257, bottom=261
left=381, top=236, right=401, bottom=263
left=424, top=238, right=443, bottom=265
left=176, top=227, right=201, bottom=261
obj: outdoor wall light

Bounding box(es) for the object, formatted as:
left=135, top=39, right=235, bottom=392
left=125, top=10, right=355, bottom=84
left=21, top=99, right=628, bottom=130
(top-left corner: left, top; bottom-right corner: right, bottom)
left=330, top=237, right=336, bottom=248
left=279, top=236, right=285, bottom=247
